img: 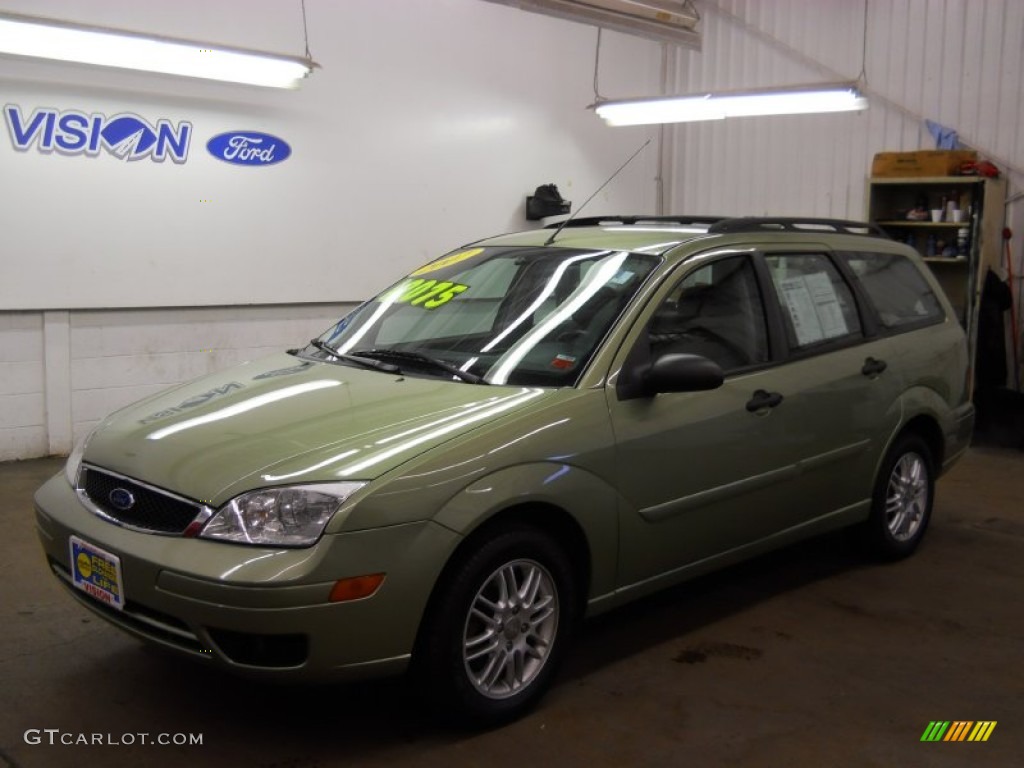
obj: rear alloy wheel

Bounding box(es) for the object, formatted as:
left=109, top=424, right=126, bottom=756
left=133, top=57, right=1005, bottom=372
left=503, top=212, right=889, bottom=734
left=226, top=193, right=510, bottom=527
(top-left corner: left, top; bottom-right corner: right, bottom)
left=417, top=524, right=576, bottom=726
left=867, top=434, right=935, bottom=559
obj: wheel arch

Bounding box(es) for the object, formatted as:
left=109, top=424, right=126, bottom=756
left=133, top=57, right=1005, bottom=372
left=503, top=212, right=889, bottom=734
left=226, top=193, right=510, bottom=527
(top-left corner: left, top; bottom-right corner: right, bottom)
left=430, top=461, right=619, bottom=599
left=897, top=413, right=945, bottom=469
left=426, top=501, right=593, bottom=639
left=891, top=384, right=964, bottom=473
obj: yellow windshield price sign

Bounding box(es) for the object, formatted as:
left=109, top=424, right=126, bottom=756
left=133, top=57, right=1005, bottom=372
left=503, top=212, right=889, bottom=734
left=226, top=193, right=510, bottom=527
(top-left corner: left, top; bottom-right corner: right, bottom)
left=409, top=248, right=484, bottom=277
left=387, top=278, right=469, bottom=309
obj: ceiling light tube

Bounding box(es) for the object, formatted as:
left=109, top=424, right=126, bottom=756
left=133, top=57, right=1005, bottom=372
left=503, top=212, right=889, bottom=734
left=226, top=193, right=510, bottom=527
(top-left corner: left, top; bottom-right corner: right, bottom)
left=595, top=85, right=867, bottom=126
left=0, top=11, right=317, bottom=88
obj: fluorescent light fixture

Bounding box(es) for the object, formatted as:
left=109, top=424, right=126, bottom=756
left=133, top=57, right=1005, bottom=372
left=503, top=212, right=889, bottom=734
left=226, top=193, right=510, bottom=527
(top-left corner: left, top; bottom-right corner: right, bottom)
left=595, top=85, right=867, bottom=126
left=482, top=0, right=701, bottom=49
left=0, top=11, right=317, bottom=88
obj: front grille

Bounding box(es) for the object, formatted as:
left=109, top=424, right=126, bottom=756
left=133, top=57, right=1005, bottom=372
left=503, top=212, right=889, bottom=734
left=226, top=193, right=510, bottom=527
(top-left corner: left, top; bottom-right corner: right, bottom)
left=82, top=466, right=202, bottom=534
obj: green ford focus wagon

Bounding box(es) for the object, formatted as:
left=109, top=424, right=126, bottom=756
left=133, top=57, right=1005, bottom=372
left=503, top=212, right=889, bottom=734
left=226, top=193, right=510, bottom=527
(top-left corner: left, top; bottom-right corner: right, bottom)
left=35, top=216, right=974, bottom=724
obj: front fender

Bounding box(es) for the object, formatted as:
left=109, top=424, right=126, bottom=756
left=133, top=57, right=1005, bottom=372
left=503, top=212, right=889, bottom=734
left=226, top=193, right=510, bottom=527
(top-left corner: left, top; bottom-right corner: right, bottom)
left=433, top=462, right=621, bottom=603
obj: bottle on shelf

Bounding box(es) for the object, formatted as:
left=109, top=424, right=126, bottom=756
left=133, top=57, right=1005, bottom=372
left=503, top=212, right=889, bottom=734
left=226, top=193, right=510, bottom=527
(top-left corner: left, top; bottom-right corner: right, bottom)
left=957, top=227, right=969, bottom=258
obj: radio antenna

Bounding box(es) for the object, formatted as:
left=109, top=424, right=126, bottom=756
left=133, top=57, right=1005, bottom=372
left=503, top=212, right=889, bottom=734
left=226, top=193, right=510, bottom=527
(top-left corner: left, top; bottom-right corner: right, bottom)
left=544, top=138, right=652, bottom=246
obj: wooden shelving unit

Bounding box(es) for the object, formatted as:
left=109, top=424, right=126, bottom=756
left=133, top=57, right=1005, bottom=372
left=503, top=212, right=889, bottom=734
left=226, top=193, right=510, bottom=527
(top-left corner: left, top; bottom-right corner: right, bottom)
left=867, top=176, right=1006, bottom=377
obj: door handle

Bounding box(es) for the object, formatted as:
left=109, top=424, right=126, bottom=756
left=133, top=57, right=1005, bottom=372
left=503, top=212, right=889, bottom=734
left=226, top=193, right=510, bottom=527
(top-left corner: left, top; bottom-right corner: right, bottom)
left=861, top=357, right=888, bottom=377
left=746, top=389, right=784, bottom=412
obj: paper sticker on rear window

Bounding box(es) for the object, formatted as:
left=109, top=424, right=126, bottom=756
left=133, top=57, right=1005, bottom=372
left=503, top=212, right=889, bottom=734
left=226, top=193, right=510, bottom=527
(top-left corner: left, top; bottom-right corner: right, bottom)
left=778, top=273, right=848, bottom=346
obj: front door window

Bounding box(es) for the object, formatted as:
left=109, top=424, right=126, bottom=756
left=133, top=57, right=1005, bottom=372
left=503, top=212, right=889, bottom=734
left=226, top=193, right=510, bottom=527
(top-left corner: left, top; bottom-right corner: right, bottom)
left=647, top=256, right=770, bottom=372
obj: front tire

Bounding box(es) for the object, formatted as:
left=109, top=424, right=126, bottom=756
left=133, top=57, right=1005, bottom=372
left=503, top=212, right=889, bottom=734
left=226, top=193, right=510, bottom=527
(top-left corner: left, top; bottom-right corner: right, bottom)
left=866, top=434, right=935, bottom=560
left=416, top=523, right=577, bottom=727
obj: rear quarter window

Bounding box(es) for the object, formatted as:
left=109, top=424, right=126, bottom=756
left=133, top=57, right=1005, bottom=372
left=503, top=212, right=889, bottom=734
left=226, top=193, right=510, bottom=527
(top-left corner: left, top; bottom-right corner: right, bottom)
left=841, top=252, right=945, bottom=330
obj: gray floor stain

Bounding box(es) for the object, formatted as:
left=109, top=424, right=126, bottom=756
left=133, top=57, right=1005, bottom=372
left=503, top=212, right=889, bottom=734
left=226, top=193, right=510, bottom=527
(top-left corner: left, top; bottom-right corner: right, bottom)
left=674, top=641, right=764, bottom=664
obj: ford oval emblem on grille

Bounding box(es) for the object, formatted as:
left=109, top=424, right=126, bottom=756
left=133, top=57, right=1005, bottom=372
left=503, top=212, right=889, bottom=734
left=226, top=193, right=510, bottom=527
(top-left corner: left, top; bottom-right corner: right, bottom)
left=109, top=487, right=135, bottom=511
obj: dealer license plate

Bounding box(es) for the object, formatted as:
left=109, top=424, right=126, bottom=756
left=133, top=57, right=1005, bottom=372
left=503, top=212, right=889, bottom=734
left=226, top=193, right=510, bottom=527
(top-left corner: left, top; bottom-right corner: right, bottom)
left=69, top=536, right=125, bottom=611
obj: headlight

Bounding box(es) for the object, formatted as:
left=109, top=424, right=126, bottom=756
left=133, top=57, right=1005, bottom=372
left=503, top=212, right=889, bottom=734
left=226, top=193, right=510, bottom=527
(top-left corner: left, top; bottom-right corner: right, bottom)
left=200, top=483, right=366, bottom=547
left=64, top=433, right=91, bottom=488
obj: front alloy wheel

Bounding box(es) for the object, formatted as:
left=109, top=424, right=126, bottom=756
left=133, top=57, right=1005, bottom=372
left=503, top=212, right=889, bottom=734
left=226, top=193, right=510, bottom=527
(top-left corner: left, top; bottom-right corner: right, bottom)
left=416, top=523, right=576, bottom=726
left=463, top=559, right=558, bottom=699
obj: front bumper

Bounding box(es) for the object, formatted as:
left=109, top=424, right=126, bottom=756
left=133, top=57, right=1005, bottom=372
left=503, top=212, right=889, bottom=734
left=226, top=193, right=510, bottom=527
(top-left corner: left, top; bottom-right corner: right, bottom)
left=34, top=474, right=459, bottom=681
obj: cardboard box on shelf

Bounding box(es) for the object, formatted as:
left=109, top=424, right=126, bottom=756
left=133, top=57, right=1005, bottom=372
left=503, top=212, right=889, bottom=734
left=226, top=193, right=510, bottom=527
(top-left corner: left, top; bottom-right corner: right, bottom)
left=871, top=150, right=978, bottom=178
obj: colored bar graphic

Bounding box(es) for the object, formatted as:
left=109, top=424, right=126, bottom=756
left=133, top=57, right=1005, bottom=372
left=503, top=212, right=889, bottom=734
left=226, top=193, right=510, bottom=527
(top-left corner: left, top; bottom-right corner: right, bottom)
left=968, top=722, right=997, bottom=742
left=921, top=720, right=996, bottom=742
left=944, top=721, right=972, bottom=741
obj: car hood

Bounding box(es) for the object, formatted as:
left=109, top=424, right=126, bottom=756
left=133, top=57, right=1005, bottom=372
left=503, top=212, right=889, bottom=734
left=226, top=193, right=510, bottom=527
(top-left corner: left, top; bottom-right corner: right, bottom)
left=83, top=353, right=552, bottom=504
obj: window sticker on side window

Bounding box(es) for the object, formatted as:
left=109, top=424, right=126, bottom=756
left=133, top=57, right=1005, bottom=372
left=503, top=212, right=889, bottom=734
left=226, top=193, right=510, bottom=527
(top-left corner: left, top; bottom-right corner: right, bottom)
left=778, top=273, right=848, bottom=346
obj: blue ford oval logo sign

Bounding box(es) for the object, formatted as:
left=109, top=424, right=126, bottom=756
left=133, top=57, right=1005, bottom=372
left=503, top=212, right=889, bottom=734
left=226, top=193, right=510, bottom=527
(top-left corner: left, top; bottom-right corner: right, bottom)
left=109, top=488, right=135, bottom=511
left=206, top=131, right=291, bottom=166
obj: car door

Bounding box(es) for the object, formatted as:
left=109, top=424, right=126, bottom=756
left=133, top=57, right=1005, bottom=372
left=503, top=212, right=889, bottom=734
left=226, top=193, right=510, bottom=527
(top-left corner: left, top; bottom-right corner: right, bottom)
left=755, top=248, right=905, bottom=522
left=607, top=250, right=805, bottom=589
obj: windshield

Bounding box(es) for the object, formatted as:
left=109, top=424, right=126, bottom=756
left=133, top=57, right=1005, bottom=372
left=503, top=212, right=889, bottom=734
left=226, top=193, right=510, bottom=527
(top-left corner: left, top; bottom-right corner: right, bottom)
left=311, top=246, right=660, bottom=386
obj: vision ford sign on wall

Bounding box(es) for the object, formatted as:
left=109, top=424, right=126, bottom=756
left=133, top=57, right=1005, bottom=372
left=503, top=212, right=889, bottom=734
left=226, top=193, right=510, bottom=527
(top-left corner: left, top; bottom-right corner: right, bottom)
left=4, top=105, right=191, bottom=163
left=206, top=131, right=291, bottom=166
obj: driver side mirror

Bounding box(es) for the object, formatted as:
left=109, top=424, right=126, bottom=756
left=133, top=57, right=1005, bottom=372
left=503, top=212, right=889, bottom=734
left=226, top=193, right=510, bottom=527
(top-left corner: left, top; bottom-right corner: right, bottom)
left=620, top=353, right=724, bottom=400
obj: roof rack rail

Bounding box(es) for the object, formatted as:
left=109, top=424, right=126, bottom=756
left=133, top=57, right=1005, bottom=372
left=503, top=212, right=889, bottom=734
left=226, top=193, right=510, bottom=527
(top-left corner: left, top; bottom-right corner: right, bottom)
left=707, top=217, right=890, bottom=238
left=544, top=215, right=725, bottom=229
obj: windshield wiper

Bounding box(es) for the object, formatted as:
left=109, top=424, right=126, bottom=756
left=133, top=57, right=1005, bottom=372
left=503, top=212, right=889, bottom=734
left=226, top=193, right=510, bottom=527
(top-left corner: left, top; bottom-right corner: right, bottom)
left=307, top=339, right=402, bottom=374
left=351, top=348, right=487, bottom=384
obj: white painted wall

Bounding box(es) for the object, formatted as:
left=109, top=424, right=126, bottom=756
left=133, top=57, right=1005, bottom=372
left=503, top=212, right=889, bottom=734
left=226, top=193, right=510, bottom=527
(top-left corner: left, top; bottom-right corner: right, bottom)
left=0, top=313, right=46, bottom=459
left=0, top=0, right=662, bottom=308
left=0, top=0, right=664, bottom=459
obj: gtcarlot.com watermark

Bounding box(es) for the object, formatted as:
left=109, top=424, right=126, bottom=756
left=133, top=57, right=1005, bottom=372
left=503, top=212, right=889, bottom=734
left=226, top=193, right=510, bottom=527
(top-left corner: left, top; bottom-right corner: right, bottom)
left=24, top=729, right=203, bottom=746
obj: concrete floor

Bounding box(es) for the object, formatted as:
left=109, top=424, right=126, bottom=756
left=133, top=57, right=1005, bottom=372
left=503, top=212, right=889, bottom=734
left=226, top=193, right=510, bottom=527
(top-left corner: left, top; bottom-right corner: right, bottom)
left=1, top=448, right=1021, bottom=768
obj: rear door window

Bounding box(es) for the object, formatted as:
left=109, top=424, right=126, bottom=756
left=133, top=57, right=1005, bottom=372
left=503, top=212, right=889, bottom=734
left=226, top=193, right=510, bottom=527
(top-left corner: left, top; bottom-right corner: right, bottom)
left=764, top=254, right=862, bottom=351
left=841, top=252, right=944, bottom=330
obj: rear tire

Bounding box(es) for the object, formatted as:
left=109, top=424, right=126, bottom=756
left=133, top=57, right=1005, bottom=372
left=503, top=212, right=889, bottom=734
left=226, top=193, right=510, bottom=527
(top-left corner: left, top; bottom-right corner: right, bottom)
left=415, top=523, right=577, bottom=727
left=865, top=433, right=935, bottom=560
